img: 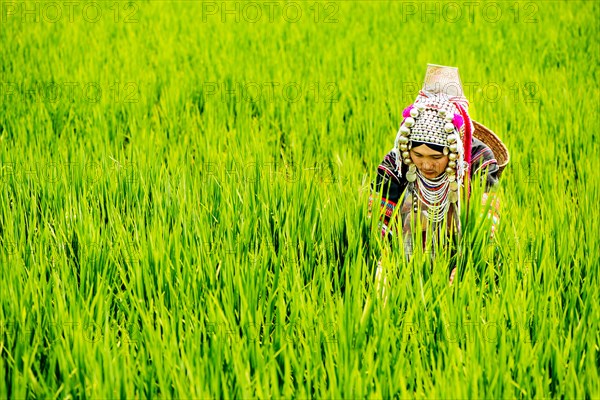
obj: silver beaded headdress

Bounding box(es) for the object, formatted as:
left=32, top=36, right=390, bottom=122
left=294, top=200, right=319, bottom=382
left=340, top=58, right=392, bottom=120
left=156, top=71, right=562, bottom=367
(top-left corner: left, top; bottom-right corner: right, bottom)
left=392, top=64, right=473, bottom=204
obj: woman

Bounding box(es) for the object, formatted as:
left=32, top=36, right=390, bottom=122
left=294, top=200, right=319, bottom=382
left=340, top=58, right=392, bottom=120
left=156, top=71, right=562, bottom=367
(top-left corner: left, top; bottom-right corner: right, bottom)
left=369, top=65, right=504, bottom=285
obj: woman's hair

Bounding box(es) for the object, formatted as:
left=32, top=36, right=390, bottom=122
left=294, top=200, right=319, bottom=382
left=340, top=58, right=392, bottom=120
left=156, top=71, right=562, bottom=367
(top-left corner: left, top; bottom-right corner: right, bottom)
left=411, top=141, right=446, bottom=153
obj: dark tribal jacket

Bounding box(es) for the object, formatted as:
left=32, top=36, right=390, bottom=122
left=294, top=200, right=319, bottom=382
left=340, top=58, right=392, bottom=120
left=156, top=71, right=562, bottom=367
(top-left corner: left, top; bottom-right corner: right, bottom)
left=369, top=137, right=500, bottom=239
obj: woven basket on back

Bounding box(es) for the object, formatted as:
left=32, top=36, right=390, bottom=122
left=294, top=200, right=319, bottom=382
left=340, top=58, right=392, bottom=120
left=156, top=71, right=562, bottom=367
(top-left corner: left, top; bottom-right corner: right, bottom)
left=471, top=120, right=510, bottom=177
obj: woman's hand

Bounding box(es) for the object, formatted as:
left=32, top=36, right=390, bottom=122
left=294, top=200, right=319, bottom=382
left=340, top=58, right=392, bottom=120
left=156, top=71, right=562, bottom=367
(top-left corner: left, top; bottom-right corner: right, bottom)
left=449, top=267, right=457, bottom=285
left=481, top=192, right=500, bottom=239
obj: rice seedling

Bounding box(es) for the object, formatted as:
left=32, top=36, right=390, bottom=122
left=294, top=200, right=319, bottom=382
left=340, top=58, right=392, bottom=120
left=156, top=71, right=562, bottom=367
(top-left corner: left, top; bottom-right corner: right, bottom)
left=1, top=0, right=598, bottom=397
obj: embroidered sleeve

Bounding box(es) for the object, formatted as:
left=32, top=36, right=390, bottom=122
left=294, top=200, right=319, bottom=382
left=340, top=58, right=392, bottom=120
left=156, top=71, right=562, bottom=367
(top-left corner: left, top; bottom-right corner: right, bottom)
left=469, top=139, right=500, bottom=192
left=369, top=150, right=408, bottom=238
left=470, top=139, right=502, bottom=237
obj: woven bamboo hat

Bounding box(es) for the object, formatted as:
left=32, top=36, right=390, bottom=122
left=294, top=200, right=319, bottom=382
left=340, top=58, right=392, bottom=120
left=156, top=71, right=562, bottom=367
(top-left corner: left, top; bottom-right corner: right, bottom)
left=420, top=64, right=510, bottom=176
left=472, top=120, right=510, bottom=177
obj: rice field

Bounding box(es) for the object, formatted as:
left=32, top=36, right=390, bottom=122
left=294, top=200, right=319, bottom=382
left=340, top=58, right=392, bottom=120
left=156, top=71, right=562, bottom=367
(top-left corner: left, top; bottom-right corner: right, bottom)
left=1, top=0, right=599, bottom=397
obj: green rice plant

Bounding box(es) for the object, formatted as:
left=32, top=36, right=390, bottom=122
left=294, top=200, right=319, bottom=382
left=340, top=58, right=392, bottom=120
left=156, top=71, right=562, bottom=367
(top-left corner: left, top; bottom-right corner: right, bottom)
left=1, top=0, right=598, bottom=398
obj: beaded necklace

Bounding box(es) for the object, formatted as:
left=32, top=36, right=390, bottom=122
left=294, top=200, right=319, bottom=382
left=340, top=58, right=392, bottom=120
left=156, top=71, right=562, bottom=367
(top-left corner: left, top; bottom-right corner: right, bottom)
left=412, top=170, right=451, bottom=223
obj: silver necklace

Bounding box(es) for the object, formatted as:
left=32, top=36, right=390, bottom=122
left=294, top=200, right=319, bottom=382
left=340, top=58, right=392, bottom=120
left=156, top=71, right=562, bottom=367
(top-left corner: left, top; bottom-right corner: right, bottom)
left=414, top=171, right=451, bottom=223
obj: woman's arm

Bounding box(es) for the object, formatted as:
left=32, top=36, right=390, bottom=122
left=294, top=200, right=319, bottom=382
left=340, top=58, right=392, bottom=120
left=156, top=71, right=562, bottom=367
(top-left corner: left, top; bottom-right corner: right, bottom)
left=469, top=138, right=501, bottom=238
left=450, top=139, right=502, bottom=284
left=368, top=150, right=408, bottom=241
left=469, top=138, right=501, bottom=192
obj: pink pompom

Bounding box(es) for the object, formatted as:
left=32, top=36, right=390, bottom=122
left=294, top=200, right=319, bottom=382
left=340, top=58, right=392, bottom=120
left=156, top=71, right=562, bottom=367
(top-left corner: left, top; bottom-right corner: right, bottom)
left=452, top=114, right=464, bottom=129
left=402, top=105, right=414, bottom=118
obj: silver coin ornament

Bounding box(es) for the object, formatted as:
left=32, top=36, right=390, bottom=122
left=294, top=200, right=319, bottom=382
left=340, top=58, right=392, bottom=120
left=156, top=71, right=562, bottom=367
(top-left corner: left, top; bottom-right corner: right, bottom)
left=407, top=165, right=417, bottom=182
left=449, top=190, right=458, bottom=203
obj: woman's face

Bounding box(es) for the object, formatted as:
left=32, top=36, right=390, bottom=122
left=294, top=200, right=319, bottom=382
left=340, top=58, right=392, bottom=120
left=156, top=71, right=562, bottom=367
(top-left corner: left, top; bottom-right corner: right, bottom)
left=409, top=144, right=449, bottom=179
